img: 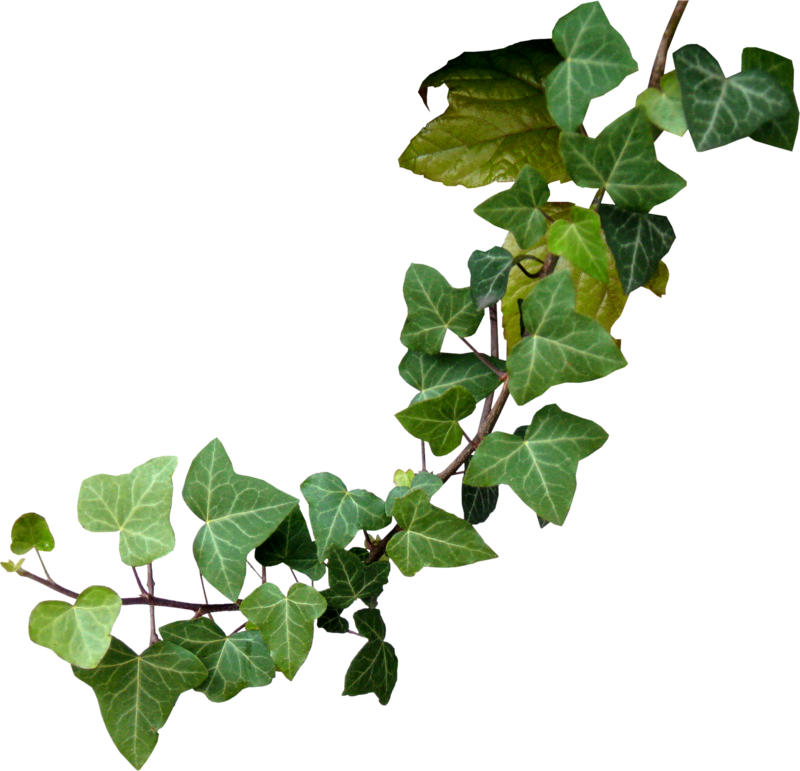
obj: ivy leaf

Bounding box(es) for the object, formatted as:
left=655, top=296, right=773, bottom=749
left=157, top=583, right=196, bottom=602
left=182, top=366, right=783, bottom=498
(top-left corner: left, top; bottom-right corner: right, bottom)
left=385, top=471, right=444, bottom=520
left=29, top=585, right=121, bottom=669
left=159, top=618, right=274, bottom=703
left=343, top=638, right=399, bottom=706
left=560, top=108, right=687, bottom=211
left=240, top=582, right=327, bottom=680
left=393, top=469, right=414, bottom=488
left=353, top=609, right=386, bottom=641
left=254, top=505, right=326, bottom=581
left=399, top=40, right=568, bottom=187
left=317, top=606, right=350, bottom=634
left=636, top=71, right=688, bottom=136
left=2, top=557, right=25, bottom=572
left=400, top=264, right=484, bottom=354
left=322, top=547, right=391, bottom=610
left=468, top=247, right=515, bottom=310
left=547, top=206, right=610, bottom=282
left=183, top=439, right=298, bottom=602
left=507, top=272, right=627, bottom=405
left=73, top=637, right=207, bottom=770
left=301, top=472, right=390, bottom=561
left=742, top=47, right=799, bottom=151
left=399, top=350, right=504, bottom=406
left=598, top=204, right=676, bottom=293
left=461, top=458, right=500, bottom=525
left=674, top=44, right=791, bottom=152
left=386, top=488, right=497, bottom=577
left=78, top=456, right=178, bottom=567
left=10, top=512, right=55, bottom=555
left=395, top=385, right=477, bottom=456
left=546, top=1, right=638, bottom=131
left=464, top=403, right=608, bottom=525
left=473, top=165, right=551, bottom=250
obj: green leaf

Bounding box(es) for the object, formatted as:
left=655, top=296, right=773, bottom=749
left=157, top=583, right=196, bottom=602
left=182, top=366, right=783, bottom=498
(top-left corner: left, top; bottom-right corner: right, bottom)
left=10, top=512, right=55, bottom=555
left=158, top=618, right=274, bottom=703
left=2, top=557, right=25, bottom=572
left=353, top=609, right=386, bottom=641
left=399, top=40, right=568, bottom=188
left=742, top=47, right=799, bottom=151
left=464, top=403, right=608, bottom=524
left=507, top=272, right=627, bottom=405
left=386, top=488, right=497, bottom=577
left=343, top=639, right=399, bottom=706
left=78, top=456, right=178, bottom=567
left=254, top=505, right=325, bottom=581
left=240, top=582, right=327, bottom=680
left=560, top=108, right=686, bottom=211
left=598, top=204, right=676, bottom=293
left=461, top=458, right=499, bottom=525
left=547, top=206, right=610, bottom=282
left=546, top=1, right=638, bottom=131
left=301, top=472, right=390, bottom=561
left=29, top=585, right=121, bottom=669
left=674, top=44, right=791, bottom=152
left=322, top=547, right=391, bottom=610
left=183, top=439, right=298, bottom=602
left=73, top=637, right=207, bottom=770
left=399, top=349, right=504, bottom=406
left=317, top=606, right=350, bottom=634
left=400, top=264, right=484, bottom=354
left=393, top=469, right=414, bottom=488
left=473, top=165, right=551, bottom=250
left=468, top=247, right=515, bottom=310
left=395, top=385, right=477, bottom=456
left=636, top=71, right=688, bottom=136
left=385, top=471, right=444, bottom=520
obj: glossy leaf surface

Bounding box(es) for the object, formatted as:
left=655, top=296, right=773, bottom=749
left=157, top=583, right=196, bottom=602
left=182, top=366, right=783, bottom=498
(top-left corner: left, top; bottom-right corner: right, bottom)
left=399, top=350, right=504, bottom=406
left=742, top=47, right=799, bottom=150
left=10, top=512, right=54, bottom=555
left=254, top=505, right=325, bottom=581
left=547, top=206, right=610, bottom=282
left=322, top=547, right=391, bottom=610
left=468, top=247, right=515, bottom=310
left=461, top=458, right=500, bottom=525
left=395, top=385, right=477, bottom=456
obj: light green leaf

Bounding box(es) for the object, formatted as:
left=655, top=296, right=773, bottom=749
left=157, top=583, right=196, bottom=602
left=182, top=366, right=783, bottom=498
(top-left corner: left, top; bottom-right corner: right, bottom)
left=253, top=505, right=325, bottom=581
left=546, top=1, right=638, bottom=131
left=73, top=637, right=207, bottom=770
left=465, top=403, right=608, bottom=524
left=560, top=108, right=686, bottom=211
left=507, top=271, right=627, bottom=404
left=10, top=512, right=55, bottom=555
left=321, top=547, right=391, bottom=610
left=301, top=472, right=390, bottom=561
left=240, top=582, right=327, bottom=680
left=29, top=585, right=121, bottom=669
left=473, top=165, right=551, bottom=250
left=400, top=264, right=484, bottom=354
left=78, top=456, right=178, bottom=567
left=399, top=349, right=504, bottom=406
left=159, top=618, right=274, bottom=703
left=742, top=47, right=799, bottom=151
left=399, top=40, right=568, bottom=187
left=461, top=458, right=500, bottom=525
left=598, top=204, right=676, bottom=293
left=317, top=606, right=350, bottom=634
left=343, top=639, right=399, bottom=706
left=636, top=71, right=688, bottom=136
left=468, top=247, right=515, bottom=310
left=385, top=471, right=444, bottom=520
left=183, top=439, right=297, bottom=601
left=353, top=609, right=386, bottom=641
left=393, top=469, right=414, bottom=488
left=395, top=385, right=477, bottom=456
left=2, top=557, right=25, bottom=572
left=547, top=206, right=610, bottom=282
left=386, top=488, right=497, bottom=577
left=674, top=44, right=791, bottom=152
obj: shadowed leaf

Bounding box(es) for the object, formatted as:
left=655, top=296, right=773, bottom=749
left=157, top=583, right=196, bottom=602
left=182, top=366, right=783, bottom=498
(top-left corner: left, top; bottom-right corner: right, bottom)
left=742, top=47, right=798, bottom=150
left=395, top=386, right=477, bottom=456
left=322, top=547, right=391, bottom=610
left=254, top=505, right=325, bottom=581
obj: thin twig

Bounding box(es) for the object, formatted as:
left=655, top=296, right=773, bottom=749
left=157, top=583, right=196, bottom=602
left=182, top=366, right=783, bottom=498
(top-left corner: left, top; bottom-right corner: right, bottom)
left=132, top=566, right=147, bottom=596
left=421, top=440, right=427, bottom=472
left=649, top=1, right=690, bottom=89
left=459, top=336, right=507, bottom=379
left=460, top=425, right=475, bottom=446
left=515, top=261, right=541, bottom=279
left=35, top=549, right=52, bottom=582
left=261, top=564, right=266, bottom=585
left=199, top=570, right=215, bottom=623
left=346, top=630, right=366, bottom=639
left=290, top=567, right=300, bottom=583
left=147, top=564, right=158, bottom=646
left=479, top=305, right=500, bottom=424
left=231, top=621, right=248, bottom=635
left=246, top=559, right=261, bottom=579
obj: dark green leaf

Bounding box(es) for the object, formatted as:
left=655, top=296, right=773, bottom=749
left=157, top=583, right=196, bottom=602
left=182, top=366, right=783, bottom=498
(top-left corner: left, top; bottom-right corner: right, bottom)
left=343, top=639, right=398, bottom=706
left=10, top=512, right=55, bottom=555
left=547, top=206, right=610, bottom=282
left=399, top=350, right=504, bottom=406
left=353, top=608, right=386, bottom=641
left=317, top=606, right=350, bottom=634
left=468, top=247, right=515, bottom=310
left=742, top=47, right=798, bottom=151
left=461, top=458, right=499, bottom=525
left=636, top=71, right=687, bottom=136
left=254, top=505, right=325, bottom=581
left=322, top=547, right=391, bottom=610
left=395, top=385, right=477, bottom=456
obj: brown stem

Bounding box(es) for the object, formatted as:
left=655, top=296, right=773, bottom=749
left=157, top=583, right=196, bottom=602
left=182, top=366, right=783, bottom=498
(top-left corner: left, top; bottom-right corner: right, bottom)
left=34, top=549, right=53, bottom=582
left=364, top=524, right=401, bottom=565
left=147, top=564, right=158, bottom=645
left=132, top=566, right=147, bottom=596
left=479, top=305, right=500, bottom=424
left=539, top=252, right=560, bottom=279
left=199, top=570, right=215, bottom=623
left=649, top=1, right=690, bottom=89
left=421, top=440, right=427, bottom=472
left=459, top=336, right=507, bottom=380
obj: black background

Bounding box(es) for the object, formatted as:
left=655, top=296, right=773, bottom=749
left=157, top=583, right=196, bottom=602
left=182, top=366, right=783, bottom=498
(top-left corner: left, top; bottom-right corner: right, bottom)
left=3, top=0, right=796, bottom=769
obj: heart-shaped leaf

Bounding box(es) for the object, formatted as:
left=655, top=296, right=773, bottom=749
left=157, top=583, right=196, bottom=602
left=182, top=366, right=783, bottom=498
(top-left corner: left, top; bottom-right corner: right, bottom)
left=29, top=585, right=121, bottom=668
left=547, top=206, right=610, bottom=282
left=636, top=71, right=688, bottom=136
left=10, top=512, right=55, bottom=555
left=395, top=385, right=477, bottom=456
left=674, top=44, right=791, bottom=152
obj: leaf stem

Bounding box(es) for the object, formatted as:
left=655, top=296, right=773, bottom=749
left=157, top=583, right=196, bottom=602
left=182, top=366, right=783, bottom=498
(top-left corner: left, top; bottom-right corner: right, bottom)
left=649, top=1, right=690, bottom=89
left=459, top=336, right=507, bottom=380
left=246, top=559, right=262, bottom=579
left=147, top=564, right=159, bottom=645
left=34, top=548, right=52, bottom=582
left=199, top=570, right=215, bottom=623
left=421, top=440, right=427, bottom=472
left=132, top=566, right=147, bottom=596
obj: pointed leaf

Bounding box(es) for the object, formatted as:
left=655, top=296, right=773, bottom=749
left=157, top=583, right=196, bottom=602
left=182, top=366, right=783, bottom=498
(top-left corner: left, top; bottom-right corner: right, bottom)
left=400, top=40, right=567, bottom=187
left=400, top=264, right=484, bottom=354
left=2, top=557, right=25, bottom=572
left=385, top=471, right=444, bottom=519
left=506, top=272, right=627, bottom=404
left=546, top=1, right=638, bottom=131
left=674, top=44, right=791, bottom=152
left=395, top=385, right=477, bottom=456
left=742, top=47, right=798, bottom=151
left=353, top=609, right=386, bottom=641
left=343, top=639, right=399, bottom=706
left=473, top=165, right=551, bottom=250
left=461, top=458, right=500, bottom=525
left=598, top=204, right=676, bottom=293
left=183, top=439, right=297, bottom=601
left=560, top=108, right=686, bottom=211
left=10, top=512, right=55, bottom=555
left=240, top=582, right=326, bottom=680
left=73, top=638, right=207, bottom=770
left=547, top=206, right=610, bottom=282
left=386, top=489, right=497, bottom=577
left=317, top=606, right=350, bottom=634
left=636, top=71, right=688, bottom=136
left=464, top=403, right=608, bottom=524
left=159, top=618, right=274, bottom=703
left=468, top=247, right=515, bottom=310
left=399, top=350, right=504, bottom=406
left=78, top=456, right=177, bottom=567
left=254, top=505, right=325, bottom=581
left=322, top=547, right=391, bottom=610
